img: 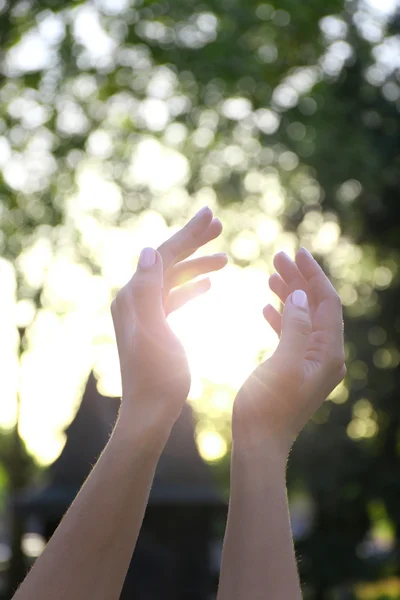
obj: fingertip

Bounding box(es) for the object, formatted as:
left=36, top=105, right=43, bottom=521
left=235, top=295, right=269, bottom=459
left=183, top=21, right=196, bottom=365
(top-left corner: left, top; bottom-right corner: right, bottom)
left=138, top=247, right=156, bottom=269
left=294, top=247, right=307, bottom=265
left=268, top=272, right=280, bottom=286
left=196, top=206, right=213, bottom=220
left=200, top=276, right=211, bottom=290
left=263, top=303, right=276, bottom=322
left=291, top=289, right=308, bottom=309
left=295, top=246, right=325, bottom=281
left=273, top=250, right=289, bottom=268
left=297, top=246, right=313, bottom=258
left=215, top=252, right=228, bottom=267
left=203, top=217, right=223, bottom=243
left=263, top=303, right=273, bottom=318
left=263, top=304, right=281, bottom=336
left=192, top=277, right=212, bottom=296
left=272, top=252, right=280, bottom=268
left=211, top=217, right=223, bottom=233
left=190, top=206, right=213, bottom=232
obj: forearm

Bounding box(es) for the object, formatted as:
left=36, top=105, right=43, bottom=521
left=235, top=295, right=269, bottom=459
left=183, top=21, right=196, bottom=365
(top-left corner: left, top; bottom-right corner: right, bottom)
left=13, top=407, right=170, bottom=600
left=218, top=439, right=301, bottom=600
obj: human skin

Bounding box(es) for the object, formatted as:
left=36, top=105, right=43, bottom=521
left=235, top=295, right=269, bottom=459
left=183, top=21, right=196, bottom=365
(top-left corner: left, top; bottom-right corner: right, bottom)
left=217, top=248, right=346, bottom=600
left=12, top=207, right=227, bottom=600
left=11, top=226, right=345, bottom=600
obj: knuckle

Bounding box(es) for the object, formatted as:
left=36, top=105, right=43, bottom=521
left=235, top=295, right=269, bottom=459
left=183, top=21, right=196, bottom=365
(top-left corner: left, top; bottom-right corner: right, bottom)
left=291, top=316, right=312, bottom=337
left=332, top=291, right=343, bottom=309
left=338, top=363, right=347, bottom=380
left=328, top=351, right=346, bottom=373
left=331, top=363, right=347, bottom=389
left=158, top=240, right=178, bottom=266
left=113, top=284, right=131, bottom=311
left=110, top=293, right=124, bottom=323
left=157, top=241, right=167, bottom=257
left=131, top=276, right=149, bottom=299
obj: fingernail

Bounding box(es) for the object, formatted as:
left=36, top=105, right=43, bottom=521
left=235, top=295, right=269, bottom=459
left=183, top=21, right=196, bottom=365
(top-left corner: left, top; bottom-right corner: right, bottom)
left=212, top=217, right=223, bottom=231
left=300, top=247, right=313, bottom=258
left=292, top=289, right=308, bottom=308
left=196, top=206, right=211, bottom=219
left=139, top=247, right=156, bottom=269
left=215, top=252, right=227, bottom=259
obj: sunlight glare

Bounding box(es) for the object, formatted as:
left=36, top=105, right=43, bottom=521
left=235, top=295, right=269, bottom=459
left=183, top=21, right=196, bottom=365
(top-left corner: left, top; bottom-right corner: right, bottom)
left=168, top=263, right=278, bottom=391
left=0, top=260, right=18, bottom=429
left=2, top=193, right=283, bottom=466
left=196, top=430, right=228, bottom=462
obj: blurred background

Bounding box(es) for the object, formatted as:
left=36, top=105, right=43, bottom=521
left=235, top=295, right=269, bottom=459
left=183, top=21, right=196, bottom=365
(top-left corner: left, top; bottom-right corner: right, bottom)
left=0, top=0, right=399, bottom=598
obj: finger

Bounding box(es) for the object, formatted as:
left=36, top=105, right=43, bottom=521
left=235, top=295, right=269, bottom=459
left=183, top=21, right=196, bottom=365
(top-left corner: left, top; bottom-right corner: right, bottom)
left=295, top=247, right=338, bottom=300
left=165, top=278, right=211, bottom=315
left=130, top=248, right=165, bottom=327
left=263, top=304, right=282, bottom=337
left=295, top=251, right=345, bottom=383
left=273, top=252, right=307, bottom=290
left=274, top=290, right=312, bottom=367
left=296, top=247, right=344, bottom=344
left=157, top=207, right=213, bottom=270
left=168, top=253, right=227, bottom=289
left=173, top=217, right=223, bottom=263
left=269, top=273, right=290, bottom=305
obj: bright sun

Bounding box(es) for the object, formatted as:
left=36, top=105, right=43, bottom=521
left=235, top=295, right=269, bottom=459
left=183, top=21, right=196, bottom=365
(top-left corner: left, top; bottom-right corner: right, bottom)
left=0, top=224, right=281, bottom=467
left=168, top=262, right=279, bottom=462
left=169, top=263, right=278, bottom=390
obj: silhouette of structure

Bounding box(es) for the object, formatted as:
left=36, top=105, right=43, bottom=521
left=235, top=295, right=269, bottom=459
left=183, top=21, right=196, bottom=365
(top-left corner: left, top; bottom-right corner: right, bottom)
left=15, top=373, right=225, bottom=599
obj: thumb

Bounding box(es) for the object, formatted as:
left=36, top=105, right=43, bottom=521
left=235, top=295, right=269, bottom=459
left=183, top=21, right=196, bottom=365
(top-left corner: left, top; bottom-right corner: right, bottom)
left=131, top=247, right=165, bottom=326
left=275, top=290, right=311, bottom=365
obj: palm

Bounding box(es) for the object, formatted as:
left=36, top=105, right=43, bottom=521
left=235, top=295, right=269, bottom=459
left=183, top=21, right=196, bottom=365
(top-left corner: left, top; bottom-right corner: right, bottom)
left=234, top=248, right=345, bottom=443
left=152, top=208, right=227, bottom=395
left=132, top=317, right=190, bottom=408
left=265, top=248, right=344, bottom=385
left=153, top=208, right=227, bottom=388
left=304, top=298, right=333, bottom=375
left=113, top=207, right=227, bottom=412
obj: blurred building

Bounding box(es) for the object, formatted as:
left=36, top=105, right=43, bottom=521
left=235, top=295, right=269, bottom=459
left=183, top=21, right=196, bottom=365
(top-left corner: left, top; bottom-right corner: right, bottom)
left=14, top=373, right=225, bottom=599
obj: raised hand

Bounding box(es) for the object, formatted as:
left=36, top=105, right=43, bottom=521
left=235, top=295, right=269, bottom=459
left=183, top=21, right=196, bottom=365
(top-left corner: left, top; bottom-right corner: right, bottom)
left=159, top=207, right=226, bottom=314
left=12, top=208, right=227, bottom=600
left=233, top=247, right=346, bottom=454
left=111, top=207, right=227, bottom=431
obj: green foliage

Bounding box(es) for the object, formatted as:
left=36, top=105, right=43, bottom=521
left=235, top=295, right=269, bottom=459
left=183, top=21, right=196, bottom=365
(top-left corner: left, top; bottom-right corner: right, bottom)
left=0, top=0, right=399, bottom=598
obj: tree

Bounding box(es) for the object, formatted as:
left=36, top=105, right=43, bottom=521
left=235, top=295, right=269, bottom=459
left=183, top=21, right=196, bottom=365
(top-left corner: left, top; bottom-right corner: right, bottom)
left=0, top=0, right=399, bottom=597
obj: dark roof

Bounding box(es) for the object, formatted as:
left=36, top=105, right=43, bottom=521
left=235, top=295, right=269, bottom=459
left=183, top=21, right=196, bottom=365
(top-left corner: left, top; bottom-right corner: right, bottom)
left=16, top=373, right=223, bottom=516
left=50, top=372, right=119, bottom=487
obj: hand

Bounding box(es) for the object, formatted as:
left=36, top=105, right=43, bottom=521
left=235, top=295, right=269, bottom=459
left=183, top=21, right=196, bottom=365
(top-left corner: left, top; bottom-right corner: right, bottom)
left=233, top=247, right=346, bottom=455
left=111, top=207, right=227, bottom=432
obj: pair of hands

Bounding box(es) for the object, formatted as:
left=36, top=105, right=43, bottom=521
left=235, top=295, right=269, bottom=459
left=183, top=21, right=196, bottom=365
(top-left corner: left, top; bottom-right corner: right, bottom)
left=111, top=207, right=346, bottom=455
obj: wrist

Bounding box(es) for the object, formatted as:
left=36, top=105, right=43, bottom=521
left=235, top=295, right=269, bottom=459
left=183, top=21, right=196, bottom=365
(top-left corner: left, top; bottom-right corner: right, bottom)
left=232, top=432, right=290, bottom=468
left=113, top=400, right=175, bottom=458
left=232, top=397, right=295, bottom=462
left=232, top=407, right=293, bottom=464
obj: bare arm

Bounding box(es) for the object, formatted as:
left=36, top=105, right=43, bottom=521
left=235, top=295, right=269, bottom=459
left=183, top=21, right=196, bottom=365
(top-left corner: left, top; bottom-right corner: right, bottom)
left=220, top=440, right=300, bottom=600
left=218, top=248, right=346, bottom=600
left=13, top=414, right=169, bottom=600
left=12, top=207, right=227, bottom=600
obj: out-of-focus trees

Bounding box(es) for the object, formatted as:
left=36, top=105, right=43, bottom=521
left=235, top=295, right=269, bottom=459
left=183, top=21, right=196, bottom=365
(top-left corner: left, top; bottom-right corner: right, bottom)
left=282, top=13, right=400, bottom=597
left=0, top=0, right=399, bottom=597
